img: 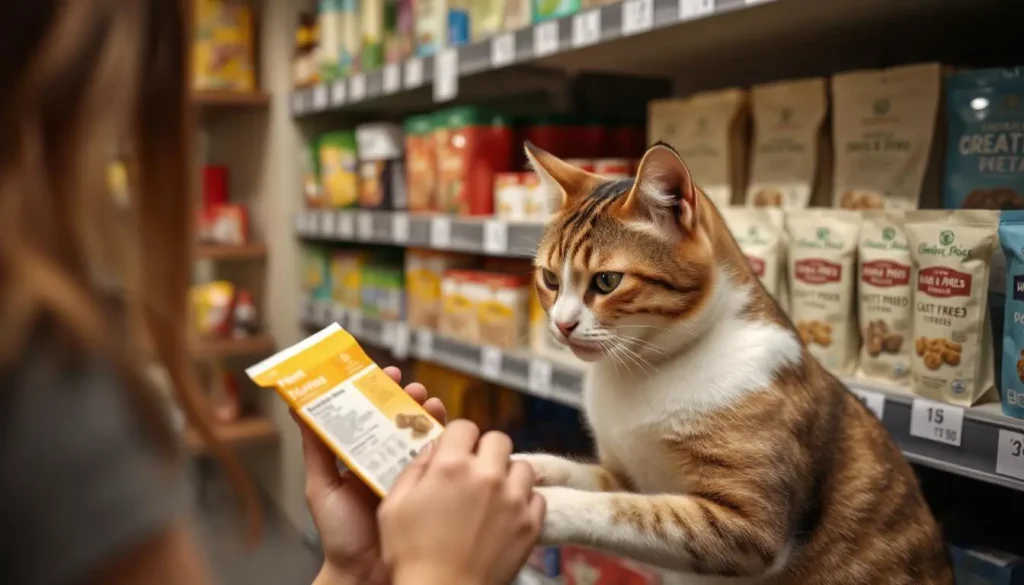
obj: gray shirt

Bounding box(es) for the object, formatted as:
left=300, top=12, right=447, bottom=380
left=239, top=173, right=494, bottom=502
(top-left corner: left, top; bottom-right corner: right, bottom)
left=0, top=348, right=187, bottom=585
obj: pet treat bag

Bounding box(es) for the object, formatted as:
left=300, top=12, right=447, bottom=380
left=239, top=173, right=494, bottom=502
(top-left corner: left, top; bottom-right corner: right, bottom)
left=944, top=67, right=1024, bottom=210
left=746, top=77, right=828, bottom=209
left=857, top=211, right=913, bottom=384
left=648, top=88, right=748, bottom=209
left=906, top=210, right=998, bottom=406
left=246, top=323, right=442, bottom=496
left=999, top=211, right=1024, bottom=418
left=720, top=207, right=787, bottom=305
left=832, top=62, right=943, bottom=210
left=786, top=209, right=861, bottom=375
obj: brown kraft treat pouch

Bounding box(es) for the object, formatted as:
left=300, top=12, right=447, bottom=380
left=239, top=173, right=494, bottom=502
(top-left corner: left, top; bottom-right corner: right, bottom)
left=786, top=210, right=861, bottom=374
left=746, top=77, right=828, bottom=210
left=906, top=210, right=998, bottom=406
left=720, top=207, right=788, bottom=311
left=648, top=88, right=748, bottom=209
left=832, top=62, right=943, bottom=210
left=857, top=211, right=913, bottom=384
left=943, top=67, right=1024, bottom=211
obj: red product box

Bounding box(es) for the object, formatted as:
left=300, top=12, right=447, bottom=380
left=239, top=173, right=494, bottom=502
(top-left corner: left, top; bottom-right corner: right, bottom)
left=561, top=546, right=661, bottom=585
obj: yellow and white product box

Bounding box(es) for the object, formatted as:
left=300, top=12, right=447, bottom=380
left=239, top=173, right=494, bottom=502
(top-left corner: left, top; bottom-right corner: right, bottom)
left=246, top=323, right=443, bottom=496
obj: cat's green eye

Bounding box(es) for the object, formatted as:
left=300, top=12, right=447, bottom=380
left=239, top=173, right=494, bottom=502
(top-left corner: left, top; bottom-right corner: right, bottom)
left=541, top=268, right=560, bottom=290
left=591, top=272, right=623, bottom=294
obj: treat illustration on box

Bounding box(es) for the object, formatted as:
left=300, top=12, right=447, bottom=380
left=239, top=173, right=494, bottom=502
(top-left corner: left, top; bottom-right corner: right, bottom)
left=396, top=412, right=433, bottom=438
left=864, top=320, right=904, bottom=357
left=796, top=320, right=832, bottom=347
left=915, top=337, right=962, bottom=370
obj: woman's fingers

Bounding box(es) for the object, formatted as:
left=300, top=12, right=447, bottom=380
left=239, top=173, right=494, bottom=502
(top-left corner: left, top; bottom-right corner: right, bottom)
left=383, top=366, right=402, bottom=384
left=432, top=420, right=480, bottom=465
left=476, top=431, right=513, bottom=473
left=506, top=461, right=535, bottom=500
left=387, top=441, right=434, bottom=501
left=403, top=382, right=428, bottom=405
left=423, top=396, right=447, bottom=424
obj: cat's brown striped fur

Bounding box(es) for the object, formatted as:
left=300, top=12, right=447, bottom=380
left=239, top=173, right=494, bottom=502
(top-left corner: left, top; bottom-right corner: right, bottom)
left=518, top=142, right=952, bottom=584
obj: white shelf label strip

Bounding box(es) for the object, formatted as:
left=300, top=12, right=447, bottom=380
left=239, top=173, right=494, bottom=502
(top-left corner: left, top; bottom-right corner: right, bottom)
left=852, top=388, right=885, bottom=420
left=533, top=21, right=559, bottom=57
left=491, top=32, right=516, bottom=68
left=382, top=64, right=401, bottom=94
left=622, top=0, right=653, bottom=35
left=679, top=0, right=714, bottom=20
left=571, top=10, right=602, bottom=48
left=433, top=48, right=459, bottom=103
left=404, top=58, right=425, bottom=88
left=330, top=80, right=346, bottom=106
left=481, top=346, right=502, bottom=379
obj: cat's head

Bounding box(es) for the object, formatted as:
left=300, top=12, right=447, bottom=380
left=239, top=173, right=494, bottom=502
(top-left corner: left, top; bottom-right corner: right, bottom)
left=529, top=141, right=717, bottom=362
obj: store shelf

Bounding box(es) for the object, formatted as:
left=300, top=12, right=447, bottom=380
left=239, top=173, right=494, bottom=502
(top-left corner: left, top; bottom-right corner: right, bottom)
left=300, top=299, right=585, bottom=408
left=288, top=0, right=1012, bottom=117
left=185, top=417, right=279, bottom=452
left=295, top=209, right=543, bottom=258
left=195, top=243, right=267, bottom=261
left=191, top=90, right=270, bottom=108
left=190, top=334, right=276, bottom=359
left=299, top=297, right=1024, bottom=492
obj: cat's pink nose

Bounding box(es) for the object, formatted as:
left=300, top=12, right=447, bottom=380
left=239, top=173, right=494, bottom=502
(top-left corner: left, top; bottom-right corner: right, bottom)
left=556, top=321, right=579, bottom=337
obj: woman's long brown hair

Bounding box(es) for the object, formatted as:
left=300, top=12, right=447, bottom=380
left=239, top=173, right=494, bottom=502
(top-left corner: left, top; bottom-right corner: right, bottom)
left=0, top=1, right=261, bottom=537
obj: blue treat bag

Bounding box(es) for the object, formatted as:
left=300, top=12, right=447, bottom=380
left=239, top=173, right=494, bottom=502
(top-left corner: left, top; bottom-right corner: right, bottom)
left=944, top=67, right=1024, bottom=210
left=1000, top=210, right=1024, bottom=418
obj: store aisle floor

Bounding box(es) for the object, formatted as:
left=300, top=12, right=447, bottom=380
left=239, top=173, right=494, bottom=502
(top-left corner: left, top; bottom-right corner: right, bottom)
left=195, top=494, right=322, bottom=585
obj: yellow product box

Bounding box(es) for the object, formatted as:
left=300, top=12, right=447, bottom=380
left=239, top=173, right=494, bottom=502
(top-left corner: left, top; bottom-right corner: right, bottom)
left=246, top=324, right=443, bottom=496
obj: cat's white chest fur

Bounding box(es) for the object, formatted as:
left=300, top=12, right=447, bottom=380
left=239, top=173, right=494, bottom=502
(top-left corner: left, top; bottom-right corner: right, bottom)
left=582, top=287, right=803, bottom=492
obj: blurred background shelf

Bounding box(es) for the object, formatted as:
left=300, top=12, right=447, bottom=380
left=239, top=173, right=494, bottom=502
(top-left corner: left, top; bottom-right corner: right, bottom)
left=190, top=334, right=276, bottom=359
left=185, top=416, right=279, bottom=452
left=195, top=243, right=268, bottom=261
left=191, top=90, right=270, bottom=107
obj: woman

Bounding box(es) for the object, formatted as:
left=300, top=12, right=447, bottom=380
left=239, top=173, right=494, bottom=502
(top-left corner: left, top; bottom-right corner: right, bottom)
left=0, top=2, right=541, bottom=584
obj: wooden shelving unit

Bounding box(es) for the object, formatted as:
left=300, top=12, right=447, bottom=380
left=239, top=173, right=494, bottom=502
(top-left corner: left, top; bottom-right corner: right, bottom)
left=190, top=333, right=275, bottom=359
left=195, top=242, right=267, bottom=260
left=185, top=416, right=278, bottom=452
left=191, top=90, right=270, bottom=107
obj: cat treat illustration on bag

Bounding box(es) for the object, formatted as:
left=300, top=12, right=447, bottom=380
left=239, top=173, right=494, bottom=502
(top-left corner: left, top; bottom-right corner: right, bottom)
left=857, top=211, right=913, bottom=384
left=515, top=141, right=952, bottom=584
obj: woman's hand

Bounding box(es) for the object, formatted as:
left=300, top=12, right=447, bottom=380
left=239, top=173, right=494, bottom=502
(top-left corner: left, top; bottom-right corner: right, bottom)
left=298, top=366, right=446, bottom=585
left=378, top=421, right=546, bottom=585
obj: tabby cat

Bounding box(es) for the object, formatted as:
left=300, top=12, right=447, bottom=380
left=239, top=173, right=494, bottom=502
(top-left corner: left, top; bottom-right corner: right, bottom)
left=517, top=142, right=952, bottom=584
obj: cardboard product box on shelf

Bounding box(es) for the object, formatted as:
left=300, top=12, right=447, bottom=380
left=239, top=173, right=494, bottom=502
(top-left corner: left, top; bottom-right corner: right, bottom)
left=745, top=77, right=830, bottom=209
left=433, top=107, right=513, bottom=216
left=192, top=0, right=256, bottom=92
left=406, top=250, right=478, bottom=330
left=648, top=88, right=749, bottom=210
left=831, top=62, right=943, bottom=210
left=943, top=67, right=1024, bottom=211
left=905, top=210, right=999, bottom=407
left=999, top=210, right=1024, bottom=419
left=319, top=130, right=359, bottom=209
left=561, top=546, right=661, bottom=585
left=357, top=123, right=407, bottom=210
left=405, top=114, right=438, bottom=212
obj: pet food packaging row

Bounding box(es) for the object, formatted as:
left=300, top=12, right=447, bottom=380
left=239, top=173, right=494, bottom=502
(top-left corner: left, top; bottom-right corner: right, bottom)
left=651, top=64, right=1024, bottom=216
left=722, top=207, right=1005, bottom=410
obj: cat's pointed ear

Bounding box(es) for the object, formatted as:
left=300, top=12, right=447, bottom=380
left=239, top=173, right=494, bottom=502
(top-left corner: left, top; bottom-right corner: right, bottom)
left=524, top=141, right=599, bottom=213
left=620, top=143, right=698, bottom=234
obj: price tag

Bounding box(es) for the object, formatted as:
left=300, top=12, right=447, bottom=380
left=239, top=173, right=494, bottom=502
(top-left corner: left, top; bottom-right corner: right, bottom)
left=404, top=58, right=424, bottom=88
left=381, top=322, right=396, bottom=347
left=349, top=74, right=366, bottom=102
left=320, top=210, right=336, bottom=236
left=996, top=429, right=1024, bottom=480
left=491, top=32, right=516, bottom=67
left=392, top=323, right=410, bottom=360
left=852, top=388, right=885, bottom=420
left=430, top=216, right=451, bottom=248
left=392, top=213, right=410, bottom=243
left=382, top=63, right=401, bottom=94
left=415, top=329, right=434, bottom=359
left=291, top=93, right=306, bottom=115
left=909, top=399, right=964, bottom=447
left=622, top=0, right=653, bottom=35
left=357, top=212, right=374, bottom=240
left=572, top=10, right=601, bottom=48
left=483, top=220, right=508, bottom=254
left=312, top=85, right=328, bottom=110
left=533, top=21, right=559, bottom=57
left=315, top=300, right=332, bottom=324
left=338, top=212, right=355, bottom=238
left=528, top=359, right=553, bottom=396
left=433, top=48, right=458, bottom=103
left=480, top=346, right=503, bottom=379
left=330, top=80, right=346, bottom=106
left=331, top=304, right=349, bottom=324
left=348, top=310, right=363, bottom=335
left=745, top=0, right=772, bottom=4
left=679, top=0, right=714, bottom=20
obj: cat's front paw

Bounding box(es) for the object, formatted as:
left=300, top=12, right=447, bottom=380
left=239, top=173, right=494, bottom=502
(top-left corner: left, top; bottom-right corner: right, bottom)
left=512, top=453, right=577, bottom=487
left=535, top=486, right=581, bottom=544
